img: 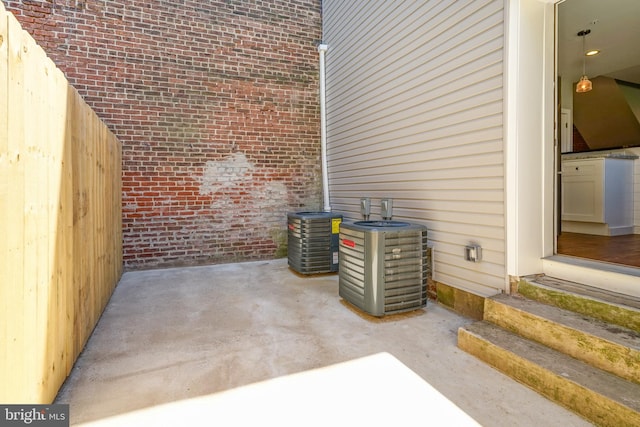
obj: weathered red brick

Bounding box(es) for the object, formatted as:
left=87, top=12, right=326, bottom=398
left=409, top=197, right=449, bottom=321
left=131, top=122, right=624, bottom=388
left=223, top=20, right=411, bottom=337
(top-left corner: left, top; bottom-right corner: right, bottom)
left=6, top=0, right=322, bottom=270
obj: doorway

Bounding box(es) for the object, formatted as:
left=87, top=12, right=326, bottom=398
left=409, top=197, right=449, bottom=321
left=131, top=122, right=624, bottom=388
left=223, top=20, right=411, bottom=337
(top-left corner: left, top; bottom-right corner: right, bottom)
left=555, top=0, right=640, bottom=269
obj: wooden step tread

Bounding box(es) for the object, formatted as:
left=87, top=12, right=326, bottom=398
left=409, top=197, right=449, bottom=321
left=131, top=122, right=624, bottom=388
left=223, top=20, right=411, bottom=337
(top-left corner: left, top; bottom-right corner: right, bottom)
left=524, top=274, right=640, bottom=310
left=459, top=321, right=640, bottom=425
left=490, top=294, right=640, bottom=351
left=519, top=276, right=640, bottom=333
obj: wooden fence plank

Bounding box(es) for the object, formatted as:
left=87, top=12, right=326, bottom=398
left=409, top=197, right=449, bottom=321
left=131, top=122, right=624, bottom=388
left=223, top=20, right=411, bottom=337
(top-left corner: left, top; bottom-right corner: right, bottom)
left=22, top=25, right=51, bottom=401
left=0, top=3, right=6, bottom=153
left=61, top=77, right=74, bottom=377
left=1, top=10, right=28, bottom=403
left=0, top=7, right=122, bottom=402
left=71, top=89, right=85, bottom=359
left=0, top=1, right=13, bottom=403
left=46, top=57, right=70, bottom=402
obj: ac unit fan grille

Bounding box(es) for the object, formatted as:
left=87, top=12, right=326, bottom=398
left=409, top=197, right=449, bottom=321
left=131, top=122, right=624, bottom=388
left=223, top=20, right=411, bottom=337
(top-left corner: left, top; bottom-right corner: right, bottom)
left=287, top=212, right=341, bottom=274
left=337, top=227, right=366, bottom=310
left=382, top=232, right=428, bottom=314
left=339, top=223, right=428, bottom=316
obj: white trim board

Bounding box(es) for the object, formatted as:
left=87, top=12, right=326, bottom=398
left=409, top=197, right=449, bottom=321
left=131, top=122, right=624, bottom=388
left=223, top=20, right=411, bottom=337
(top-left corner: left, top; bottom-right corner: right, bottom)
left=542, top=255, right=640, bottom=298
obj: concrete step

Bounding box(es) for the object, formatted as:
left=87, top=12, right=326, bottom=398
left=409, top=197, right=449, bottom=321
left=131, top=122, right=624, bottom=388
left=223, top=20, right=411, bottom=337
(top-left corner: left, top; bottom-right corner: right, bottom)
left=458, top=321, right=640, bottom=427
left=519, top=275, right=640, bottom=333
left=485, top=294, right=640, bottom=384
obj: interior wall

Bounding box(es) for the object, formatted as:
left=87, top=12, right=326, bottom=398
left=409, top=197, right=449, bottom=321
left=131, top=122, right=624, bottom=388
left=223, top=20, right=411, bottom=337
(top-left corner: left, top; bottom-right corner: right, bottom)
left=572, top=76, right=640, bottom=150
left=620, top=83, right=640, bottom=123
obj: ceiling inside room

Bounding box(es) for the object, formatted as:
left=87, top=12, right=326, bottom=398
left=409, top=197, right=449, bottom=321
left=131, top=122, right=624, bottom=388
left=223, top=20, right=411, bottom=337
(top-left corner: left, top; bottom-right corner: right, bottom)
left=557, top=0, right=640, bottom=85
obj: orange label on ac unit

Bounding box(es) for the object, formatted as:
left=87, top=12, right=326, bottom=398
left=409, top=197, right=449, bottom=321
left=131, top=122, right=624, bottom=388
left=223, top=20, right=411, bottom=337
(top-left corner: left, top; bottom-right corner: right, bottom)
left=342, top=239, right=355, bottom=248
left=332, top=218, right=341, bottom=234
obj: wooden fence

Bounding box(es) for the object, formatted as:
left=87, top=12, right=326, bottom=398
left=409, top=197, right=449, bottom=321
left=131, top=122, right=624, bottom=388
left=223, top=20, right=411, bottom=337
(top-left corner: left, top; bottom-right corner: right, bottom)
left=0, top=4, right=123, bottom=403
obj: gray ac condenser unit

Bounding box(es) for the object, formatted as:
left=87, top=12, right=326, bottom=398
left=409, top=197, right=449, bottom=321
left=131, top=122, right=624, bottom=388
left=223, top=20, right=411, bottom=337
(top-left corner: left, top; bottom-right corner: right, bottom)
left=339, top=220, right=428, bottom=317
left=287, top=211, right=343, bottom=274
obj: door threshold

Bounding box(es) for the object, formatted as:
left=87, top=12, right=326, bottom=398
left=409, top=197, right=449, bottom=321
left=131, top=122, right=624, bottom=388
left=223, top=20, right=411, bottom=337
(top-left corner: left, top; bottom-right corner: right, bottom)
left=542, top=255, right=640, bottom=299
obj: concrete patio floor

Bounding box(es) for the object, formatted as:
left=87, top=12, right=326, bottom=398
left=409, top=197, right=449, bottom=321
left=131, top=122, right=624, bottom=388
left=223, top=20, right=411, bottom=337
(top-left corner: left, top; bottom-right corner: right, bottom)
left=55, top=259, right=592, bottom=426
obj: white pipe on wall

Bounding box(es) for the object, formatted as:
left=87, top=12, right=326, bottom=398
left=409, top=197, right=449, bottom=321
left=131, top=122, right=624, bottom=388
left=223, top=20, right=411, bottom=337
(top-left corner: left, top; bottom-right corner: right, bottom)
left=318, top=44, right=331, bottom=212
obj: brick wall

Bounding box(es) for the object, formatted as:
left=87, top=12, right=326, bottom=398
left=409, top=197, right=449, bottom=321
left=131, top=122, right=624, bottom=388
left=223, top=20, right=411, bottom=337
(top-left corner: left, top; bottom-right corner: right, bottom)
left=5, top=0, right=323, bottom=269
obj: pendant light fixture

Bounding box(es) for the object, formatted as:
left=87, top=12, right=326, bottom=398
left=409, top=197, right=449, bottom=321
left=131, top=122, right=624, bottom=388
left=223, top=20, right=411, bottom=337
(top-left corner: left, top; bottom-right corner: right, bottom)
left=576, top=29, right=593, bottom=93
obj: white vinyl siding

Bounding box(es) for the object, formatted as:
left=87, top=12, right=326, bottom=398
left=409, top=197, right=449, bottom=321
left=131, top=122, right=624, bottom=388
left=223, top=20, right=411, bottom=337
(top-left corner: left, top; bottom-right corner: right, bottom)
left=323, top=0, right=505, bottom=296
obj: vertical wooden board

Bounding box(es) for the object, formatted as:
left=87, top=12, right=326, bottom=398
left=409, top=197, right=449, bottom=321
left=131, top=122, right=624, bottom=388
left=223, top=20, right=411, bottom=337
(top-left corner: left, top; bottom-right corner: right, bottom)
left=111, top=130, right=121, bottom=293
left=80, top=97, right=89, bottom=354
left=71, top=89, right=85, bottom=358
left=109, top=133, right=117, bottom=283
left=89, top=111, right=99, bottom=329
left=105, top=129, right=121, bottom=290
left=104, top=126, right=111, bottom=304
left=66, top=85, right=80, bottom=366
left=1, top=4, right=123, bottom=401
left=106, top=133, right=112, bottom=289
left=83, top=108, right=93, bottom=332
left=92, top=114, right=99, bottom=325
left=32, top=40, right=53, bottom=402
left=46, top=58, right=69, bottom=401
left=103, top=128, right=111, bottom=291
left=1, top=11, right=27, bottom=403
left=0, top=2, right=12, bottom=403
left=61, top=77, right=74, bottom=376
left=91, top=116, right=98, bottom=328
left=74, top=92, right=91, bottom=355
left=110, top=132, right=119, bottom=292
left=112, top=132, right=120, bottom=284
left=60, top=77, right=76, bottom=375
left=116, top=133, right=123, bottom=279
left=80, top=96, right=90, bottom=352
left=99, top=126, right=106, bottom=308
left=84, top=106, right=92, bottom=340
left=0, top=2, right=7, bottom=153
left=21, top=27, right=50, bottom=402
left=83, top=106, right=93, bottom=339
left=98, top=125, right=105, bottom=305
left=97, top=123, right=107, bottom=308
left=103, top=127, right=112, bottom=304
left=94, top=119, right=102, bottom=321
left=42, top=56, right=55, bottom=402
left=39, top=54, right=52, bottom=402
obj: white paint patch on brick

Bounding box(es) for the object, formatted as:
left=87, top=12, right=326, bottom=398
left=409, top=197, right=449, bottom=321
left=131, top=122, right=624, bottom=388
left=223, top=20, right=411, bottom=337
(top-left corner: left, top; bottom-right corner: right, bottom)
left=256, top=181, right=289, bottom=223
left=196, top=152, right=290, bottom=233
left=199, top=152, right=253, bottom=196
left=207, top=181, right=289, bottom=232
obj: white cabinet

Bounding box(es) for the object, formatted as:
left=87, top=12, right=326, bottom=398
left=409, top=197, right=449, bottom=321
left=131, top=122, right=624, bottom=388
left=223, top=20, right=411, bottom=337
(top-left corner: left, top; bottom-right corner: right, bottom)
left=561, top=158, right=634, bottom=236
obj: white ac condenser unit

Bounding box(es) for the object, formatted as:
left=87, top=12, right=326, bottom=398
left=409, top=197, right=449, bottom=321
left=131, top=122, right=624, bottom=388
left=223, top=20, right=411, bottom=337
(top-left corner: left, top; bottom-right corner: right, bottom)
left=339, top=220, right=428, bottom=317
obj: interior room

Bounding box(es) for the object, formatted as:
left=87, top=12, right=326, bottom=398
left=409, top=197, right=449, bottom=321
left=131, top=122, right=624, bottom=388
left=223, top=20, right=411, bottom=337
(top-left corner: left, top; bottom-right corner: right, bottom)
left=556, top=0, right=640, bottom=268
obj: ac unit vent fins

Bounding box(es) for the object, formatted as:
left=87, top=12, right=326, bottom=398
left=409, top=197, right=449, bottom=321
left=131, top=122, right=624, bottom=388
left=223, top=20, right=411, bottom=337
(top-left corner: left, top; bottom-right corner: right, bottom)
left=339, top=220, right=428, bottom=317
left=287, top=211, right=342, bottom=275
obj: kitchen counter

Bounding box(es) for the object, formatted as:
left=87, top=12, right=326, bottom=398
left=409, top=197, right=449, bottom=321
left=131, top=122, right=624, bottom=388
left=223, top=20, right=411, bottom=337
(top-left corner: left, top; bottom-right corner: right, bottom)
left=561, top=157, right=635, bottom=236
left=562, top=152, right=639, bottom=160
